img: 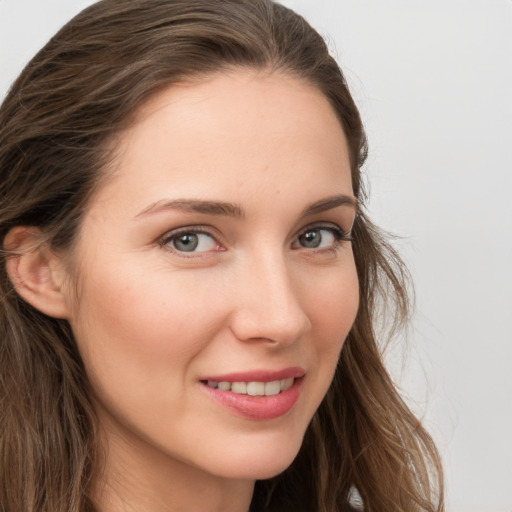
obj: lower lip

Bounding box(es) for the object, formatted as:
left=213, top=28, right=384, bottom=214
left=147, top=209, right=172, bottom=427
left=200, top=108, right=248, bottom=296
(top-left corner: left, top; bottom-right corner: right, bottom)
left=201, top=378, right=303, bottom=420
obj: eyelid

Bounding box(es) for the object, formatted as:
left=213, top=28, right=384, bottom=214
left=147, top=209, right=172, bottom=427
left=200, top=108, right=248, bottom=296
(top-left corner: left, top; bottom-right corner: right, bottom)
left=158, top=225, right=224, bottom=254
left=295, top=222, right=351, bottom=240
left=292, top=222, right=352, bottom=251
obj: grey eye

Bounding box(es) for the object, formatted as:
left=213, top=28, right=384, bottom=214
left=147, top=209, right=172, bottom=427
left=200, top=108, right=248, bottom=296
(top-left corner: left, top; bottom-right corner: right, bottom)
left=168, top=232, right=217, bottom=252
left=173, top=233, right=199, bottom=252
left=298, top=230, right=323, bottom=248
left=294, top=227, right=340, bottom=249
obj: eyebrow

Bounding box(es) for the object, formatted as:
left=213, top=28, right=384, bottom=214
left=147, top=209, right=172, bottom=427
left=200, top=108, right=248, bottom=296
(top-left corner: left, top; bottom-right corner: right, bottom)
left=134, top=194, right=357, bottom=220
left=301, top=194, right=358, bottom=216
left=135, top=199, right=245, bottom=219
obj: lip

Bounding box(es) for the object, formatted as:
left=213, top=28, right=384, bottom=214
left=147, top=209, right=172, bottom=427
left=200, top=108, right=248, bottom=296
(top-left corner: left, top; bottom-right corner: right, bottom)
left=200, top=367, right=305, bottom=421
left=201, top=366, right=305, bottom=383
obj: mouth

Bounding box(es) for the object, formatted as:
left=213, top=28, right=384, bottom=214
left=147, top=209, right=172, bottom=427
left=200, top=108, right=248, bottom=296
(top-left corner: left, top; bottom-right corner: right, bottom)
left=199, top=368, right=304, bottom=420
left=203, top=377, right=295, bottom=396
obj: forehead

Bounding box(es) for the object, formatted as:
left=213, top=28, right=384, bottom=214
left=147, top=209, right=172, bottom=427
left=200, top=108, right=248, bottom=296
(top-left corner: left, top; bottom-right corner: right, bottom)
left=94, top=69, right=352, bottom=217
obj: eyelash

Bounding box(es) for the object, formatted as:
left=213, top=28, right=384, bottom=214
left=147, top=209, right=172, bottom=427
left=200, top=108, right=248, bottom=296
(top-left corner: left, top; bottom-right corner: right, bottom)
left=159, top=225, right=222, bottom=255
left=158, top=223, right=352, bottom=256
left=295, top=224, right=353, bottom=251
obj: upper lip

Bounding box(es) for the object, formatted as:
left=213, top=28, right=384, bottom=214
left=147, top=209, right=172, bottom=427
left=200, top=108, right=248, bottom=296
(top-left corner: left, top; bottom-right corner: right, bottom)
left=200, top=366, right=305, bottom=383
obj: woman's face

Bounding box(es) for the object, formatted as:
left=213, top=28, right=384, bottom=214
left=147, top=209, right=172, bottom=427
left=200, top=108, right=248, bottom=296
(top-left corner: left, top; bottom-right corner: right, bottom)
left=65, top=70, right=359, bottom=486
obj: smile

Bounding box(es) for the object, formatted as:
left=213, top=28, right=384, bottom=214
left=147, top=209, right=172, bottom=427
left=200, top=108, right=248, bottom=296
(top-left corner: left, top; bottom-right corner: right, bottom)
left=206, top=378, right=295, bottom=396
left=200, top=368, right=304, bottom=420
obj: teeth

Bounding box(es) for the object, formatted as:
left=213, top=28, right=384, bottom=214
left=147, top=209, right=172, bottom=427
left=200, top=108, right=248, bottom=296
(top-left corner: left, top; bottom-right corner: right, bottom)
left=280, top=378, right=294, bottom=391
left=206, top=378, right=295, bottom=395
left=231, top=382, right=247, bottom=394
left=247, top=381, right=265, bottom=396
left=217, top=381, right=231, bottom=391
left=264, top=380, right=281, bottom=396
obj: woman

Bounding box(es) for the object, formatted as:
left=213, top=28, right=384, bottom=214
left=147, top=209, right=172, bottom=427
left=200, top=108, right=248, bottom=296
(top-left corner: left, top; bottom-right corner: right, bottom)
left=0, top=1, right=444, bottom=511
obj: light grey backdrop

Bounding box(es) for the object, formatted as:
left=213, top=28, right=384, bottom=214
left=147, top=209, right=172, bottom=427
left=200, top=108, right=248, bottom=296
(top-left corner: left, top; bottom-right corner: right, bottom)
left=1, top=1, right=511, bottom=511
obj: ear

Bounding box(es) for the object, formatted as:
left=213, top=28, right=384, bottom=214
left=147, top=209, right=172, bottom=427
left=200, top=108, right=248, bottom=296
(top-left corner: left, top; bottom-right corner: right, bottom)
left=4, top=227, right=72, bottom=319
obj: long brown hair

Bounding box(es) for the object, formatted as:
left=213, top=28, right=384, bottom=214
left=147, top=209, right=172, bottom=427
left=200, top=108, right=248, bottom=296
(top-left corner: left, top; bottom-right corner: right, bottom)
left=0, top=1, right=444, bottom=511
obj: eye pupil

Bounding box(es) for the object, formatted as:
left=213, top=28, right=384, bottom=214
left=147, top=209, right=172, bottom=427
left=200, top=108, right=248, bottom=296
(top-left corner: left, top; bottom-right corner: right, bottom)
left=173, top=233, right=199, bottom=252
left=299, top=230, right=321, bottom=248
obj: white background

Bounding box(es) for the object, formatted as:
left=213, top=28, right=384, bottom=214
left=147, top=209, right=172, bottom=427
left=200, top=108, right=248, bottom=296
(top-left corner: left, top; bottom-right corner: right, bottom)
left=1, top=1, right=511, bottom=511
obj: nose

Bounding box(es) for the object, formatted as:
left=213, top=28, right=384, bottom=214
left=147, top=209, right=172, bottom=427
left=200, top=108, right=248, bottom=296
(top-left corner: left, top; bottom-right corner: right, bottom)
left=229, top=250, right=312, bottom=346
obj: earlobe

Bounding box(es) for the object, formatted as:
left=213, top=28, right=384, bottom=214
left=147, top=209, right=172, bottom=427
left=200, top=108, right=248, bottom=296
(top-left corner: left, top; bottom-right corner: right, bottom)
left=4, top=227, right=71, bottom=319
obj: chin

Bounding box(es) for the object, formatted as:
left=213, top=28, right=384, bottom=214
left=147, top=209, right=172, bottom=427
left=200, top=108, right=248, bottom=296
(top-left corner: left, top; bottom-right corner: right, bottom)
left=240, top=456, right=297, bottom=480
left=200, top=431, right=305, bottom=481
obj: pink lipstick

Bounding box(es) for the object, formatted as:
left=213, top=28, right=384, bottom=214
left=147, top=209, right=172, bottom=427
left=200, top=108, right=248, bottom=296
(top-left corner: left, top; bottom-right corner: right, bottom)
left=200, top=367, right=304, bottom=420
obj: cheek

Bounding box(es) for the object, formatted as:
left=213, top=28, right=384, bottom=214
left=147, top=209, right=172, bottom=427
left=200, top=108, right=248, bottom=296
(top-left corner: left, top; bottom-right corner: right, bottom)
left=309, top=260, right=359, bottom=346
left=70, top=262, right=226, bottom=390
left=306, top=257, right=359, bottom=385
